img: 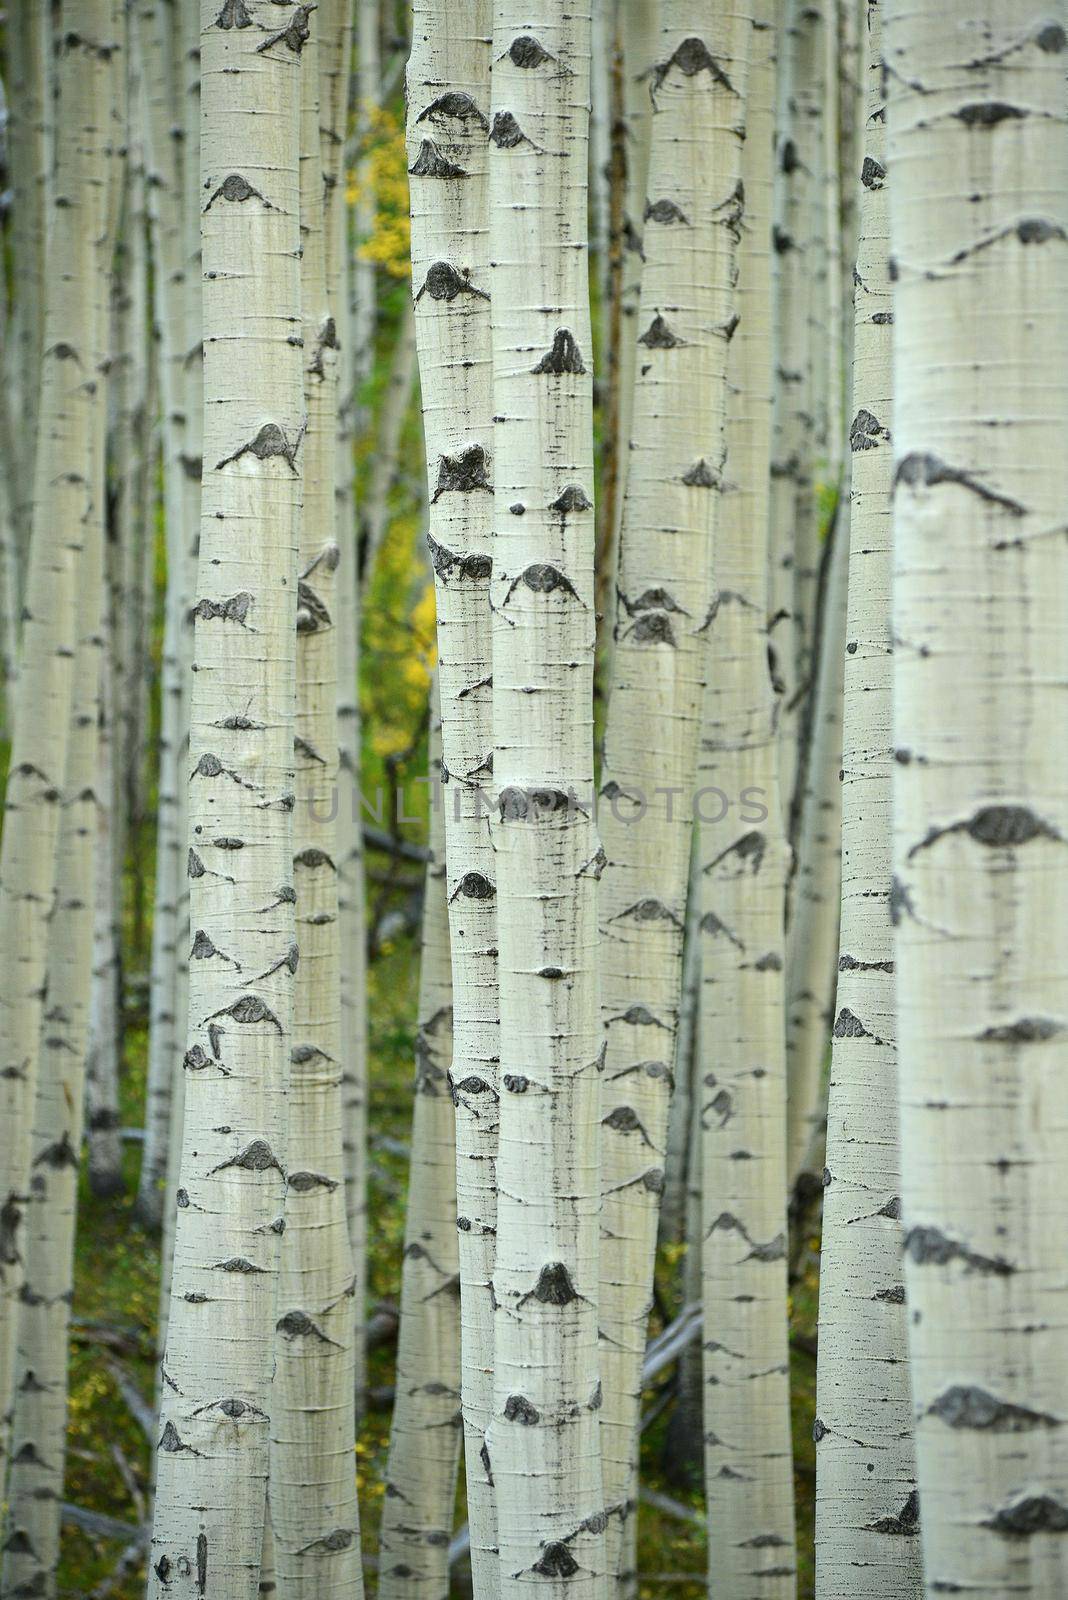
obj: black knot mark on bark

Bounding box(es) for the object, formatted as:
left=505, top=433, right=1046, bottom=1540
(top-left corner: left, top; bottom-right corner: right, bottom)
left=295, top=846, right=336, bottom=870
left=612, top=897, right=681, bottom=926
left=956, top=101, right=1027, bottom=127
left=210, top=1139, right=283, bottom=1177
left=532, top=328, right=586, bottom=373
left=620, top=586, right=688, bottom=617
left=707, top=1211, right=785, bottom=1262
left=979, top=1015, right=1063, bottom=1044
left=3, top=1530, right=36, bottom=1557
left=984, top=1494, right=1068, bottom=1538
left=503, top=563, right=585, bottom=608
left=408, top=139, right=469, bottom=180
left=206, top=995, right=284, bottom=1033
left=0, top=1196, right=22, bottom=1266
left=216, top=0, right=252, bottom=27
left=905, top=1224, right=1014, bottom=1276
left=682, top=458, right=717, bottom=488
left=864, top=1490, right=919, bottom=1537
left=217, top=422, right=302, bottom=475
left=204, top=173, right=271, bottom=212
left=610, top=1003, right=670, bottom=1030
left=193, top=591, right=253, bottom=627
left=623, top=611, right=676, bottom=646
left=490, top=110, right=537, bottom=149
left=908, top=804, right=1059, bottom=859
left=639, top=314, right=684, bottom=349
left=705, top=830, right=766, bottom=876
left=652, top=36, right=734, bottom=94
left=507, top=33, right=554, bottom=67
left=159, top=1421, right=200, bottom=1456
left=780, top=137, right=799, bottom=175
left=427, top=531, right=492, bottom=582
left=1038, top=21, right=1067, bottom=50
left=450, top=871, right=495, bottom=901
left=276, top=1309, right=341, bottom=1345
left=297, top=1527, right=356, bottom=1554
left=860, top=155, right=885, bottom=190
left=839, top=953, right=894, bottom=974
left=32, top=1132, right=79, bottom=1170
left=874, top=1283, right=906, bottom=1304
left=287, top=1167, right=339, bottom=1195
left=533, top=1542, right=580, bottom=1578
left=417, top=92, right=489, bottom=130
left=522, top=1261, right=581, bottom=1307
left=418, top=260, right=490, bottom=304
left=1017, top=216, right=1066, bottom=244
left=927, top=1385, right=1058, bottom=1432
left=256, top=3, right=313, bottom=54
left=832, top=1006, right=873, bottom=1040
left=432, top=444, right=492, bottom=501
left=550, top=484, right=593, bottom=514
left=753, top=951, right=782, bottom=972
left=850, top=408, right=890, bottom=452
left=214, top=1256, right=264, bottom=1274
left=645, top=198, right=689, bottom=225
left=504, top=1393, right=540, bottom=1424
left=700, top=910, right=743, bottom=949
left=296, top=579, right=332, bottom=633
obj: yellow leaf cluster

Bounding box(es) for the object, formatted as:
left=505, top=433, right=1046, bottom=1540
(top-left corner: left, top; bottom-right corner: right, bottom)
left=347, top=101, right=410, bottom=281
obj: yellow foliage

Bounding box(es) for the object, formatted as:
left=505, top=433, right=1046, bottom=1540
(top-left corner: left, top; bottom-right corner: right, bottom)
left=348, top=102, right=410, bottom=281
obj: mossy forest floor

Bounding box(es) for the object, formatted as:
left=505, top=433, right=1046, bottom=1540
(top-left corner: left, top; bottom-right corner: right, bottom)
left=59, top=931, right=820, bottom=1597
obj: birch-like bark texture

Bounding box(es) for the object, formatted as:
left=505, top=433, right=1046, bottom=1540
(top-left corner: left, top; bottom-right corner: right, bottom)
left=1, top=20, right=121, bottom=1583
left=405, top=5, right=498, bottom=1588
left=268, top=14, right=362, bottom=1591
left=784, top=514, right=847, bottom=1185
left=696, top=6, right=797, bottom=1592
left=147, top=4, right=304, bottom=1593
left=85, top=645, right=126, bottom=1199
left=596, top=5, right=752, bottom=1582
left=137, top=0, right=190, bottom=1232
left=888, top=2, right=1068, bottom=1592
left=0, top=4, right=116, bottom=1466
left=814, top=6, right=921, bottom=1589
left=379, top=690, right=463, bottom=1600
left=485, top=7, right=604, bottom=1594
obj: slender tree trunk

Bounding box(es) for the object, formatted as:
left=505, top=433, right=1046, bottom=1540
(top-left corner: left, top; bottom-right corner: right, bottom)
left=660, top=845, right=702, bottom=1247
left=136, top=0, right=189, bottom=1232
left=814, top=5, right=921, bottom=1589
left=147, top=4, right=304, bottom=1592
left=888, top=1, right=1068, bottom=1592
left=352, top=0, right=380, bottom=432
left=86, top=639, right=126, bottom=1198
left=596, top=4, right=753, bottom=1584
left=485, top=7, right=604, bottom=1595
left=379, top=685, right=463, bottom=1599
left=784, top=511, right=847, bottom=1186
left=696, top=6, right=797, bottom=1593
left=0, top=2, right=118, bottom=1468
left=360, top=299, right=417, bottom=585
left=404, top=3, right=497, bottom=1587
left=268, top=12, right=363, bottom=1591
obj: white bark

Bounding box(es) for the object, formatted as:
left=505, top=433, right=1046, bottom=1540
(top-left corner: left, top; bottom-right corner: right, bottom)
left=596, top=4, right=752, bottom=1584
left=352, top=0, right=380, bottom=433
left=379, top=686, right=463, bottom=1600
left=485, top=6, right=604, bottom=1595
left=696, top=5, right=797, bottom=1592
left=0, top=1, right=117, bottom=1468
left=268, top=12, right=363, bottom=1590
left=405, top=3, right=497, bottom=1589
left=888, top=0, right=1068, bottom=1591
left=814, top=5, right=920, bottom=1589
left=147, top=4, right=304, bottom=1593
left=86, top=639, right=126, bottom=1199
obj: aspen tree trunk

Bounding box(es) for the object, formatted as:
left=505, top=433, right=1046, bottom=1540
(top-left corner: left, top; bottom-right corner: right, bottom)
left=784, top=513, right=847, bottom=1185
left=137, top=0, right=190, bottom=1232
left=589, top=0, right=611, bottom=298
left=767, top=0, right=816, bottom=819
left=379, top=687, right=463, bottom=1600
left=596, top=4, right=753, bottom=1582
left=352, top=0, right=380, bottom=429
left=0, top=3, right=116, bottom=1466
left=888, top=1, right=1068, bottom=1592
left=147, top=4, right=304, bottom=1593
left=268, top=12, right=363, bottom=1591
left=660, top=847, right=702, bottom=1246
left=405, top=2, right=497, bottom=1587
left=85, top=643, right=126, bottom=1198
left=1, top=16, right=121, bottom=1586
left=695, top=6, right=797, bottom=1593
left=814, top=6, right=921, bottom=1589
left=360, top=298, right=417, bottom=585
left=485, top=6, right=604, bottom=1594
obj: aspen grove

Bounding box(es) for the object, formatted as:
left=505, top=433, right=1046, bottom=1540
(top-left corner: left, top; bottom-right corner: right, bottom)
left=0, top=2, right=1066, bottom=1598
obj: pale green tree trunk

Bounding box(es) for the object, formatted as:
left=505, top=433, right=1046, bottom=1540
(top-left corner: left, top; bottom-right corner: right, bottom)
left=147, top=4, right=304, bottom=1592
left=814, top=5, right=921, bottom=1591
left=0, top=1, right=118, bottom=1469
left=379, top=686, right=463, bottom=1599
left=596, top=3, right=753, bottom=1585
left=888, top=0, right=1068, bottom=1592
left=484, top=6, right=604, bottom=1595
left=404, top=3, right=498, bottom=1589
left=696, top=6, right=796, bottom=1593
left=268, top=11, right=363, bottom=1590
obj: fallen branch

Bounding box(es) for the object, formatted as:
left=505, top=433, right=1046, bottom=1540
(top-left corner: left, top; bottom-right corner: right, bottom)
left=639, top=1486, right=702, bottom=1527
left=61, top=1503, right=144, bottom=1544
left=106, top=1359, right=155, bottom=1443
left=363, top=825, right=429, bottom=864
